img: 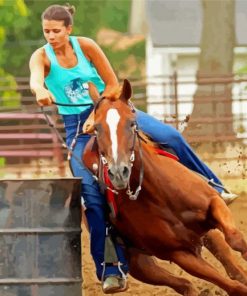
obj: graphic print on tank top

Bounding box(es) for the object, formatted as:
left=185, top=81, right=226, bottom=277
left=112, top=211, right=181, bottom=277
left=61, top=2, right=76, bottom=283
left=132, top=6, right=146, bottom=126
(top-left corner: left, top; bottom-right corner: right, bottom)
left=64, top=78, right=89, bottom=103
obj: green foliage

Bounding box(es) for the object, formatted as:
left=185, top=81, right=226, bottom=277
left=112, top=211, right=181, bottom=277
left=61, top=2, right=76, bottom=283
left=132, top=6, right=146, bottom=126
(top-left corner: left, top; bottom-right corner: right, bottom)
left=0, top=0, right=27, bottom=108
left=103, top=40, right=145, bottom=77
left=236, top=65, right=247, bottom=74
left=0, top=0, right=29, bottom=68
left=74, top=0, right=131, bottom=37
left=101, top=0, right=130, bottom=33
left=0, top=157, right=5, bottom=168
left=74, top=0, right=105, bottom=37
left=0, top=69, right=21, bottom=108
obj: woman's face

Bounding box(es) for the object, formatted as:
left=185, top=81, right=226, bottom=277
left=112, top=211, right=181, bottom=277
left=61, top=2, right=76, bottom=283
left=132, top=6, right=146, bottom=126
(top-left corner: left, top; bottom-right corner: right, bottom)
left=42, top=19, right=72, bottom=49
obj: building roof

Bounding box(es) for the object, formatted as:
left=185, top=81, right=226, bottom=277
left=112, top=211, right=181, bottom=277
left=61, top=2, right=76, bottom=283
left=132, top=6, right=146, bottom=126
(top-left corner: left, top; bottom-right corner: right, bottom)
left=146, top=0, right=247, bottom=47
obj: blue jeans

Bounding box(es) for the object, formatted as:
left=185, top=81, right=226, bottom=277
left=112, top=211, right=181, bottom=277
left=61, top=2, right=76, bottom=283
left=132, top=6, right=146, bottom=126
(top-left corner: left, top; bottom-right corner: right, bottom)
left=136, top=109, right=223, bottom=192
left=63, top=107, right=128, bottom=281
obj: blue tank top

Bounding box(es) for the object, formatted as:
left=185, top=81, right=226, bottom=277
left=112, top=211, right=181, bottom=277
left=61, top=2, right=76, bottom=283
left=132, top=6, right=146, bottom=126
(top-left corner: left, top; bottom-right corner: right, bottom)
left=44, top=36, right=105, bottom=115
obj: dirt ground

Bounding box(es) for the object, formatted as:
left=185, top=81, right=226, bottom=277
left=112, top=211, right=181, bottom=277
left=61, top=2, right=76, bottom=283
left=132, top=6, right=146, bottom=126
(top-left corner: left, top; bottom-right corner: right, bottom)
left=81, top=192, right=247, bottom=296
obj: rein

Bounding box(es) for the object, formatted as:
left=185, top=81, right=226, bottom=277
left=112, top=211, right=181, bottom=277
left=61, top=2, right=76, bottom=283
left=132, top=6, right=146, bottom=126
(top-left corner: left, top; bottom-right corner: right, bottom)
left=41, top=101, right=96, bottom=172
left=40, top=105, right=85, bottom=165
left=53, top=102, right=94, bottom=107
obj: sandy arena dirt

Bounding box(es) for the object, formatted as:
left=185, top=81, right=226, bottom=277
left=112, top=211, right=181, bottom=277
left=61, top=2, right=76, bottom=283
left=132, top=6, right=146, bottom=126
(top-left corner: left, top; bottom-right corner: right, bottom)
left=81, top=193, right=247, bottom=296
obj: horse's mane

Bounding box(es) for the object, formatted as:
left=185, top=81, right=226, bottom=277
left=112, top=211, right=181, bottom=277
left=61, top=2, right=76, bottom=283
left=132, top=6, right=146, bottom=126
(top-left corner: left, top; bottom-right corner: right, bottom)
left=139, top=131, right=160, bottom=154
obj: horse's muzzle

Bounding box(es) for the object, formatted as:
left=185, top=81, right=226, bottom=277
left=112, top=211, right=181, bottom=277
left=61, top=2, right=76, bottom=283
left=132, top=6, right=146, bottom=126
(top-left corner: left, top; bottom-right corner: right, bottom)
left=107, top=164, right=131, bottom=190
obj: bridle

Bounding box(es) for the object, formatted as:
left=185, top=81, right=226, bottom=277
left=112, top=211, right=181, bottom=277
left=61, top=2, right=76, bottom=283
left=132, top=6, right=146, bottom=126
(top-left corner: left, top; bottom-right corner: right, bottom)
left=41, top=99, right=144, bottom=200
left=94, top=97, right=144, bottom=201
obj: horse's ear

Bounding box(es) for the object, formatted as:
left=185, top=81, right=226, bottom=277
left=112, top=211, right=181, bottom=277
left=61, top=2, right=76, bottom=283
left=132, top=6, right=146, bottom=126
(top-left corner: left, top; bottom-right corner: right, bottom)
left=119, top=79, right=132, bottom=102
left=88, top=82, right=100, bottom=103
left=82, top=110, right=95, bottom=134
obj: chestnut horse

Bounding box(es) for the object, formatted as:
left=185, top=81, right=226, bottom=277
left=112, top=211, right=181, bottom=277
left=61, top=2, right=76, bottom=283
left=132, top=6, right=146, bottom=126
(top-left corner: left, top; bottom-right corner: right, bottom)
left=83, top=80, right=247, bottom=296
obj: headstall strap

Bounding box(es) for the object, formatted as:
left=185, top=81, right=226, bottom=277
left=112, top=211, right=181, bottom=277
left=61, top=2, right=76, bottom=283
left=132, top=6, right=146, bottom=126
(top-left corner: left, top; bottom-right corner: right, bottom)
left=125, top=128, right=144, bottom=201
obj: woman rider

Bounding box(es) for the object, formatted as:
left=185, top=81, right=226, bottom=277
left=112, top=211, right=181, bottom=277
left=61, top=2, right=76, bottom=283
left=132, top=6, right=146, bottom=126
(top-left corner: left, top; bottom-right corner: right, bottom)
left=29, top=3, right=237, bottom=294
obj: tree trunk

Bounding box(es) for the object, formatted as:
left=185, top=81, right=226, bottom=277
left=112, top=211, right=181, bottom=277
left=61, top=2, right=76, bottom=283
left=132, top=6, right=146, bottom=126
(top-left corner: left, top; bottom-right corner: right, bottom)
left=185, top=0, right=235, bottom=139
left=129, top=0, right=146, bottom=35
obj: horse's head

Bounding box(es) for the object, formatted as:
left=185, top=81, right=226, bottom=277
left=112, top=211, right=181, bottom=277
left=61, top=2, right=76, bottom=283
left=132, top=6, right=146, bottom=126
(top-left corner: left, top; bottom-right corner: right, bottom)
left=93, top=79, right=137, bottom=190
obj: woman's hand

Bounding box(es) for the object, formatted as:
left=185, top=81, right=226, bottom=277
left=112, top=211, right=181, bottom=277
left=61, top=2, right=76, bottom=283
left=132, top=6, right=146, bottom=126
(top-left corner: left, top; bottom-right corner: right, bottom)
left=35, top=87, right=54, bottom=106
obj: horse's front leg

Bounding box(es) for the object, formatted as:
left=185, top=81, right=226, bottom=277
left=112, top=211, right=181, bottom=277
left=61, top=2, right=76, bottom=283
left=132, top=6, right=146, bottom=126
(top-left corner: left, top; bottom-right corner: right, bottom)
left=203, top=229, right=247, bottom=285
left=210, top=196, right=247, bottom=260
left=126, top=248, right=198, bottom=296
left=169, top=250, right=247, bottom=296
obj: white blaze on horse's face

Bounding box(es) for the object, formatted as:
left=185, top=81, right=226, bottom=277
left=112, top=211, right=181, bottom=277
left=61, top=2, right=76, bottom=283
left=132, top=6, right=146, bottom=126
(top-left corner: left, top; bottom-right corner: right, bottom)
left=106, top=108, right=120, bottom=163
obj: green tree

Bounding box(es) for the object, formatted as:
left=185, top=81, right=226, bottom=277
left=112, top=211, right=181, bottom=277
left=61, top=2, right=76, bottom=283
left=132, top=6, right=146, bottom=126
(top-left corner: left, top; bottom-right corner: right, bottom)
left=0, top=0, right=29, bottom=108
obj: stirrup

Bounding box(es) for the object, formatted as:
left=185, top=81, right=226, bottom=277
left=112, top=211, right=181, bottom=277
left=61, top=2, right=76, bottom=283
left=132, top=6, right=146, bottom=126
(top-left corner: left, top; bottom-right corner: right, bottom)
left=102, top=275, right=128, bottom=294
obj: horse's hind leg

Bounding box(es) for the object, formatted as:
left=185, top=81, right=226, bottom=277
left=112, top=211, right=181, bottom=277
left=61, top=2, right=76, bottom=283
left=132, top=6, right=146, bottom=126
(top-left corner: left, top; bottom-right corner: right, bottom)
left=127, top=248, right=198, bottom=296
left=210, top=196, right=247, bottom=260
left=169, top=250, right=247, bottom=296
left=204, top=229, right=247, bottom=285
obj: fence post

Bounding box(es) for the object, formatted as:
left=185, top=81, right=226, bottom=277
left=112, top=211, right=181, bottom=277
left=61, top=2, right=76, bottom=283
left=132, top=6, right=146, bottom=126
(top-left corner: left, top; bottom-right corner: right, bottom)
left=173, top=71, right=179, bottom=130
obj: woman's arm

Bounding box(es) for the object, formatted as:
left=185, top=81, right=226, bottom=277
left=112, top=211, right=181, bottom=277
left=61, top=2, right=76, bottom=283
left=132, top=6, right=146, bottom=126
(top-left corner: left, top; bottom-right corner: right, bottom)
left=29, top=49, right=54, bottom=106
left=78, top=38, right=119, bottom=96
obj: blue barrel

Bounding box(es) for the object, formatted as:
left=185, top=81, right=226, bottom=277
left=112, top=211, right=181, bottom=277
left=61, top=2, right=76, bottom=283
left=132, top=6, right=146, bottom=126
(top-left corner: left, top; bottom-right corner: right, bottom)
left=0, top=178, right=82, bottom=296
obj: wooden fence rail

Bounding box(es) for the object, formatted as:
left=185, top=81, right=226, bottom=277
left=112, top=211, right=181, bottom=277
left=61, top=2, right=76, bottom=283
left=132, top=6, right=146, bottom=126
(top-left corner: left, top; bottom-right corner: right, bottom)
left=0, top=75, right=247, bottom=178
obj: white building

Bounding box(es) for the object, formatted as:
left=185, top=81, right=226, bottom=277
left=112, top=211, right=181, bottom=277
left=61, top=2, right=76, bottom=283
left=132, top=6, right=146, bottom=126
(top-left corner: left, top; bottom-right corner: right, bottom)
left=142, top=0, right=247, bottom=122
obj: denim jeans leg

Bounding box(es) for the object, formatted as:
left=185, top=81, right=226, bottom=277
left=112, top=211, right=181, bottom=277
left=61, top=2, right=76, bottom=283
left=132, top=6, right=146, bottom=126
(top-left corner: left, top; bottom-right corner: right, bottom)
left=136, top=109, right=223, bottom=192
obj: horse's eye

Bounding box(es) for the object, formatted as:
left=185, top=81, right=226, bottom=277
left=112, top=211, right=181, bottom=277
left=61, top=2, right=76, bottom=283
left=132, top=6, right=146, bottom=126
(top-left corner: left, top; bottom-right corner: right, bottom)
left=94, top=123, right=102, bottom=135
left=94, top=125, right=98, bottom=135
left=130, top=121, right=136, bottom=128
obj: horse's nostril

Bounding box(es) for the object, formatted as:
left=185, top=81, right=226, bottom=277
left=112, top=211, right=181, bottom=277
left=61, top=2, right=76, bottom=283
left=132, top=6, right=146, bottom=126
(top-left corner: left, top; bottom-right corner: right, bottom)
left=122, top=166, right=129, bottom=179
left=108, top=166, right=129, bottom=182
left=108, top=169, right=114, bottom=180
